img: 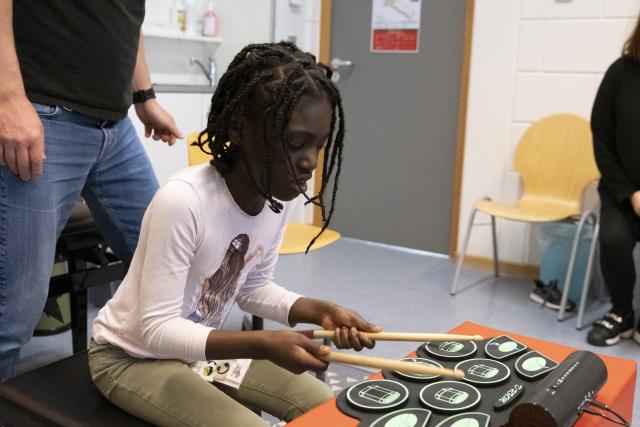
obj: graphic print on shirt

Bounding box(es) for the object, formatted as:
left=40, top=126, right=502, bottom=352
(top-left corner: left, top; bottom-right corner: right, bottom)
left=188, top=233, right=264, bottom=326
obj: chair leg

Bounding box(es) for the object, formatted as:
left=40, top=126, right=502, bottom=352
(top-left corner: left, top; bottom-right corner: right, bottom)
left=69, top=289, right=88, bottom=354
left=576, top=219, right=599, bottom=330
left=241, top=315, right=264, bottom=331
left=490, top=215, right=499, bottom=277
left=251, top=315, right=263, bottom=331
left=451, top=208, right=478, bottom=295
left=67, top=257, right=89, bottom=354
left=558, top=212, right=594, bottom=321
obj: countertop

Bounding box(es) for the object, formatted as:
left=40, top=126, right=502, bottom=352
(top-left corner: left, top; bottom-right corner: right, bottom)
left=154, top=84, right=215, bottom=93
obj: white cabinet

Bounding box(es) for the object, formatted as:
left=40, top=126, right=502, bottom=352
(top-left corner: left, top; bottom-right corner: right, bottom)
left=128, top=92, right=212, bottom=184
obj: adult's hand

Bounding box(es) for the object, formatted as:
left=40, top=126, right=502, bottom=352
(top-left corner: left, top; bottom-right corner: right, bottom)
left=0, top=95, right=44, bottom=181
left=134, top=99, right=183, bottom=146
left=631, top=191, right=640, bottom=216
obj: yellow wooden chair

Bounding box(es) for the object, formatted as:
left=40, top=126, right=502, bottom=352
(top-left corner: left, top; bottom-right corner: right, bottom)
left=451, top=114, right=600, bottom=323
left=186, top=133, right=340, bottom=254
left=187, top=132, right=213, bottom=167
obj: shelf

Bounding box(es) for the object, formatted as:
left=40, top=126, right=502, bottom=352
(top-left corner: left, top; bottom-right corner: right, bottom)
left=142, top=26, right=222, bottom=44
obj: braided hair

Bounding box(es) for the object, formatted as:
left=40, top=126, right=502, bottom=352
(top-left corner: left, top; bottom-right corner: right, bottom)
left=193, top=41, right=345, bottom=253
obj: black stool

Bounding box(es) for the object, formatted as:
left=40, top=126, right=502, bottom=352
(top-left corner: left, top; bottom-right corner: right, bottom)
left=0, top=351, right=152, bottom=427
left=48, top=201, right=126, bottom=353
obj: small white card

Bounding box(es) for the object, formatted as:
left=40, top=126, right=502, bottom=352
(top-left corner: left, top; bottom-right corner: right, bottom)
left=191, top=359, right=253, bottom=389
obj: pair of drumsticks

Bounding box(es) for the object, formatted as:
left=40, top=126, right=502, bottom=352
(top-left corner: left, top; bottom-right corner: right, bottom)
left=299, top=330, right=484, bottom=379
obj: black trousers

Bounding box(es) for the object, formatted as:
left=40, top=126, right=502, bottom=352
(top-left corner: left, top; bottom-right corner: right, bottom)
left=599, top=190, right=640, bottom=315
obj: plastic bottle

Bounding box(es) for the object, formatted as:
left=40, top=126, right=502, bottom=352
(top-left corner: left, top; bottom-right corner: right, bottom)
left=176, top=0, right=186, bottom=32
left=202, top=1, right=217, bottom=37
left=185, top=0, right=200, bottom=35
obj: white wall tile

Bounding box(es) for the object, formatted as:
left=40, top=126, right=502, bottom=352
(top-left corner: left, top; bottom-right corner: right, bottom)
left=521, top=0, right=602, bottom=19
left=544, top=20, right=633, bottom=72
left=603, top=0, right=640, bottom=18
left=502, top=171, right=523, bottom=203
left=592, top=73, right=605, bottom=100
left=467, top=223, right=495, bottom=259
left=512, top=73, right=596, bottom=122
left=509, top=123, right=530, bottom=171
left=461, top=0, right=631, bottom=263
left=518, top=21, right=546, bottom=70
left=498, top=221, right=529, bottom=263
left=582, top=180, right=600, bottom=215
left=460, top=0, right=520, bottom=257
left=521, top=0, right=546, bottom=19
left=144, top=0, right=172, bottom=26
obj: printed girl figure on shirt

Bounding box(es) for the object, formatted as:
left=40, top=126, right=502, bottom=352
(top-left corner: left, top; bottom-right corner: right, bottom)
left=188, top=233, right=264, bottom=325
left=90, top=41, right=381, bottom=427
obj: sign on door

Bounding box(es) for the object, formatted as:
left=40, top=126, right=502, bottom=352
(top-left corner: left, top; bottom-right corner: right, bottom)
left=371, top=0, right=422, bottom=53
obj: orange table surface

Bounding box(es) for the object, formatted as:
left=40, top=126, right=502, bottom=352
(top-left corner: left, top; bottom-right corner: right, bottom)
left=287, top=321, right=637, bottom=427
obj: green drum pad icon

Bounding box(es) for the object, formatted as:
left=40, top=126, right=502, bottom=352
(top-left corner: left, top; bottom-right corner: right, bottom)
left=346, top=379, right=410, bottom=412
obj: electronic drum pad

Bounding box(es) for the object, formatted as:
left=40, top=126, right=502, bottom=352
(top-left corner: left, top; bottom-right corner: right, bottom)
left=336, top=336, right=608, bottom=426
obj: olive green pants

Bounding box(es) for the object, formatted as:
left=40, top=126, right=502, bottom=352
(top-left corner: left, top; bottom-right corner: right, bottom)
left=88, top=340, right=333, bottom=427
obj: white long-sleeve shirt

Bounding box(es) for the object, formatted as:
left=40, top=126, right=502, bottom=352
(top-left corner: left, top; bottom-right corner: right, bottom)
left=92, top=164, right=301, bottom=362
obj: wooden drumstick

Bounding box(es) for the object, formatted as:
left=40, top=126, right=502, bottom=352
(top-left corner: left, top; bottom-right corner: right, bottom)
left=322, top=351, right=465, bottom=379
left=302, top=330, right=483, bottom=342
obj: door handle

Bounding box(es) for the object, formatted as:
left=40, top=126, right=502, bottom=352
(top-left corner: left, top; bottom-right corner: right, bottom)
left=330, top=58, right=353, bottom=70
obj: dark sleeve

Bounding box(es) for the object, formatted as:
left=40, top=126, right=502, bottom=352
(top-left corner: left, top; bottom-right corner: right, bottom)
left=591, top=58, right=637, bottom=203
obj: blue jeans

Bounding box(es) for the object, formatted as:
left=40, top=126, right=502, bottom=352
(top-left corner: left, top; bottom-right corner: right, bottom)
left=0, top=103, right=158, bottom=382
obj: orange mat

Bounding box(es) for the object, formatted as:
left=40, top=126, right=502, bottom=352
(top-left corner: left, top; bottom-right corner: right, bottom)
left=287, top=321, right=636, bottom=427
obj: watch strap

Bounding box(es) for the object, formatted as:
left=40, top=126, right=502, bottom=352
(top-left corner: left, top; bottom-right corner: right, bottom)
left=132, top=87, right=156, bottom=104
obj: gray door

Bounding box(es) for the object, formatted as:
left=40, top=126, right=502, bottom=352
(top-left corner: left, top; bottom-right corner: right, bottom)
left=328, top=0, right=467, bottom=253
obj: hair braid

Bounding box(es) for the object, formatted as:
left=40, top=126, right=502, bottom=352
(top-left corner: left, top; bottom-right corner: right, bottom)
left=193, top=41, right=346, bottom=252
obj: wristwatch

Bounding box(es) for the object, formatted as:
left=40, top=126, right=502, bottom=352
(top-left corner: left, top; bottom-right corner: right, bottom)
left=132, top=87, right=156, bottom=104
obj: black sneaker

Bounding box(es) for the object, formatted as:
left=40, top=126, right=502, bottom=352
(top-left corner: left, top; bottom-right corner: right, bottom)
left=587, top=311, right=635, bottom=346
left=529, top=279, right=576, bottom=311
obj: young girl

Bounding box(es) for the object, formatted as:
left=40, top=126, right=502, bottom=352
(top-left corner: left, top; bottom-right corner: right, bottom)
left=89, top=41, right=381, bottom=426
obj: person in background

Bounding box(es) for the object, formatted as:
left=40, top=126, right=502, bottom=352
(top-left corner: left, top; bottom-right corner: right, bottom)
left=0, top=0, right=182, bottom=382
left=89, top=41, right=381, bottom=426
left=587, top=14, right=640, bottom=347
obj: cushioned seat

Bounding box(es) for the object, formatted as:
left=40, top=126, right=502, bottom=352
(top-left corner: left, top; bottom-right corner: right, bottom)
left=0, top=352, right=151, bottom=427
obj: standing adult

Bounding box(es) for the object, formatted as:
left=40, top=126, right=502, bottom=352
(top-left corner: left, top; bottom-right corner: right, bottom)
left=0, top=0, right=182, bottom=381
left=588, top=15, right=640, bottom=347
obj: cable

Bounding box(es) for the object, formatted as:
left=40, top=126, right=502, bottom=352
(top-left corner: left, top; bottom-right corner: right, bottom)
left=588, top=400, right=630, bottom=426
left=578, top=400, right=631, bottom=427
left=581, top=407, right=629, bottom=426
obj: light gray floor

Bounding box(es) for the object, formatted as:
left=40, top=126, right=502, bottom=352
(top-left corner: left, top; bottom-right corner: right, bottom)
left=17, top=237, right=639, bottom=425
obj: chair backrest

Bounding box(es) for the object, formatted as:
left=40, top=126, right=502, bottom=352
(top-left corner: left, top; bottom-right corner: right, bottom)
left=514, top=114, right=599, bottom=211
left=187, top=132, right=211, bottom=166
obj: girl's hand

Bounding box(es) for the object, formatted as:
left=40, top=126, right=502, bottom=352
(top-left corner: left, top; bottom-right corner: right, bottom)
left=262, top=330, right=330, bottom=374
left=319, top=304, right=382, bottom=351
